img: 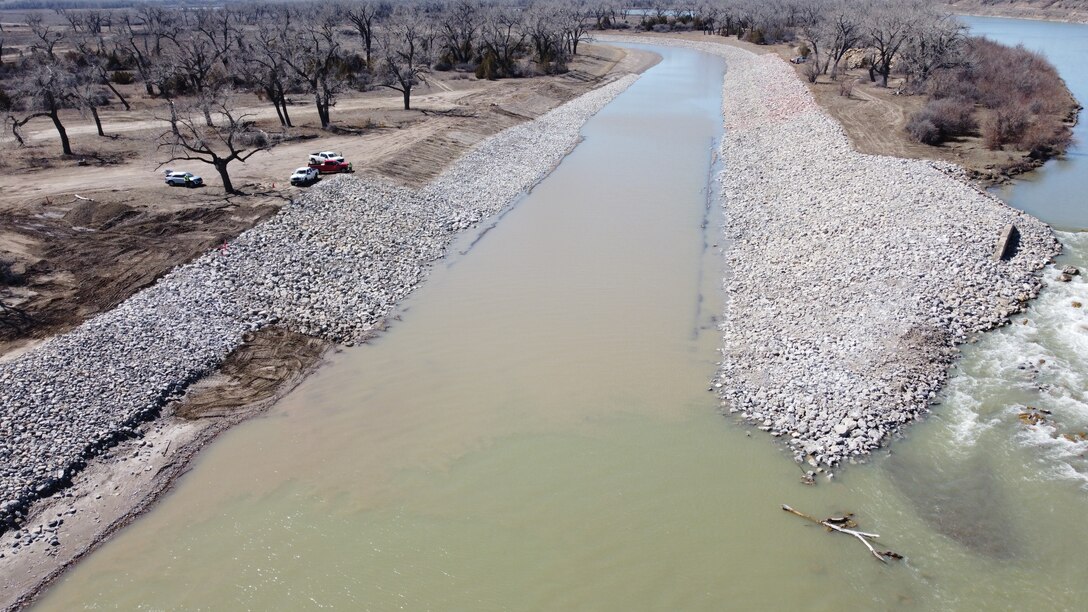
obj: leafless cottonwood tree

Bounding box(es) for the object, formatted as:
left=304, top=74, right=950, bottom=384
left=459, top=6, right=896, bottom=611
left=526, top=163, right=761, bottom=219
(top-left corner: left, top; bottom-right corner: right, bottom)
left=439, top=0, right=480, bottom=67
left=157, top=99, right=281, bottom=194
left=590, top=3, right=612, bottom=30
left=73, top=35, right=130, bottom=110
left=560, top=3, right=591, bottom=56
left=525, top=5, right=570, bottom=74
left=174, top=35, right=232, bottom=125
left=346, top=0, right=384, bottom=68
left=796, top=2, right=826, bottom=82
left=248, top=16, right=299, bottom=128
left=283, top=14, right=352, bottom=129
left=824, top=3, right=864, bottom=77
left=118, top=11, right=179, bottom=97
left=377, top=16, right=433, bottom=111
left=193, top=7, right=241, bottom=73
left=72, top=63, right=113, bottom=137
left=26, top=15, right=63, bottom=61
left=865, top=0, right=919, bottom=88
left=478, top=6, right=527, bottom=79
left=7, top=62, right=78, bottom=155
left=898, top=11, right=966, bottom=91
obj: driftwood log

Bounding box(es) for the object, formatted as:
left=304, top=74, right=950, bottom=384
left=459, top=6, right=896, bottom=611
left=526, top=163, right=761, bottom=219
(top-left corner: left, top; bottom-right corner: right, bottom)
left=782, top=504, right=903, bottom=563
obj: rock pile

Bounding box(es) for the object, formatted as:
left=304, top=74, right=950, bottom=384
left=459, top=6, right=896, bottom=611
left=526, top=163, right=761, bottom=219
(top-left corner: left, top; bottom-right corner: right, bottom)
left=604, top=34, right=1058, bottom=468
left=0, top=74, right=639, bottom=533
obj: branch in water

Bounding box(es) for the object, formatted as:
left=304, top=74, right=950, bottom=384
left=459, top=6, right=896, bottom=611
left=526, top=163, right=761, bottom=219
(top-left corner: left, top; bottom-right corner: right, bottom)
left=781, top=504, right=903, bottom=563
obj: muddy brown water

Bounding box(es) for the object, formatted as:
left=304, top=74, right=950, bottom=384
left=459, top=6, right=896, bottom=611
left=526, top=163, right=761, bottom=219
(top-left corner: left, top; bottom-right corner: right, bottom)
left=34, top=42, right=1088, bottom=610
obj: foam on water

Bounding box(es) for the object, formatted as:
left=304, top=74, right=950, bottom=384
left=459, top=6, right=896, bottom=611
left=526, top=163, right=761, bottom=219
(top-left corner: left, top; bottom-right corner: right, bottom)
left=941, top=230, right=1088, bottom=485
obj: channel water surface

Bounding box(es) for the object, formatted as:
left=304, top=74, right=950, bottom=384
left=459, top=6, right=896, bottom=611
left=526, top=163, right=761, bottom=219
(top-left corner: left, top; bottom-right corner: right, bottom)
left=37, top=44, right=1088, bottom=610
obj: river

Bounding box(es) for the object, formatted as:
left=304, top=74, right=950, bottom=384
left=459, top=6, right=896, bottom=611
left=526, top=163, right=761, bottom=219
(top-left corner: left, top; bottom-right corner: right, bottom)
left=34, top=29, right=1088, bottom=612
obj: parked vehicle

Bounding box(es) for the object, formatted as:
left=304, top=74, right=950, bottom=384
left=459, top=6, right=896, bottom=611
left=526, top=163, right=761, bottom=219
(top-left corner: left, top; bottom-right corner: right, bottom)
left=308, top=151, right=345, bottom=165
left=290, top=166, right=320, bottom=186
left=164, top=170, right=203, bottom=187
left=308, top=158, right=354, bottom=174
left=790, top=56, right=808, bottom=64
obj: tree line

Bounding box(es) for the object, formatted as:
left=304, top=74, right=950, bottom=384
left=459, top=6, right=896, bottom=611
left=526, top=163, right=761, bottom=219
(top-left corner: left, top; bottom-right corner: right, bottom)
left=0, top=0, right=601, bottom=191
left=0, top=0, right=1071, bottom=192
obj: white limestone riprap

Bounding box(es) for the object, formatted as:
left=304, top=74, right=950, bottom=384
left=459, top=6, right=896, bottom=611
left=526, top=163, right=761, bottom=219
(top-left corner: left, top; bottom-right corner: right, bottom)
left=0, top=73, right=640, bottom=532
left=603, top=34, right=1058, bottom=468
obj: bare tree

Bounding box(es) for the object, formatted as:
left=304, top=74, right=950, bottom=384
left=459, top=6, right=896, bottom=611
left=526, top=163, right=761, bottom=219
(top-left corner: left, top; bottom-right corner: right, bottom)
left=194, top=7, right=240, bottom=72
left=283, top=14, right=350, bottom=129
left=478, top=7, right=526, bottom=79
left=171, top=32, right=229, bottom=125
left=697, top=1, right=721, bottom=35
left=525, top=6, right=569, bottom=74
left=26, top=15, right=64, bottom=60
left=346, top=0, right=384, bottom=68
left=157, top=99, right=280, bottom=194
left=248, top=14, right=298, bottom=128
left=376, top=15, right=433, bottom=111
left=796, top=1, right=826, bottom=82
left=72, top=62, right=113, bottom=136
left=136, top=5, right=182, bottom=57
left=899, top=11, right=966, bottom=91
left=591, top=3, right=612, bottom=30
left=118, top=12, right=178, bottom=97
left=8, top=62, right=78, bottom=155
left=824, top=3, right=864, bottom=77
left=560, top=2, right=591, bottom=56
left=439, top=0, right=479, bottom=66
left=73, top=34, right=131, bottom=110
left=865, top=0, right=919, bottom=88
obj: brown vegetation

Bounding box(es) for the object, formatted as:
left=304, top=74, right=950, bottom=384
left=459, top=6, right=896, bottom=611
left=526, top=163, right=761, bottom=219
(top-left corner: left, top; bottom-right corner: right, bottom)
left=922, top=37, right=1074, bottom=156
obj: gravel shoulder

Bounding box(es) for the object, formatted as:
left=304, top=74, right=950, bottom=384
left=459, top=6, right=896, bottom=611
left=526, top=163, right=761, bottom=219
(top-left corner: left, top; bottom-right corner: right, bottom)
left=602, top=33, right=1059, bottom=472
left=0, top=62, right=649, bottom=609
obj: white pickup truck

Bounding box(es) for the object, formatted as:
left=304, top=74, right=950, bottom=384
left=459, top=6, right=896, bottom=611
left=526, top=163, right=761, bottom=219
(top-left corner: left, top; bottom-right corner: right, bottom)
left=308, top=151, right=345, bottom=165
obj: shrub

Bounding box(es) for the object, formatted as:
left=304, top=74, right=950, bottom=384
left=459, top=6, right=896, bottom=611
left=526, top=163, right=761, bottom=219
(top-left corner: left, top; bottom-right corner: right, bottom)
left=929, top=98, right=978, bottom=135
left=907, top=115, right=942, bottom=145
left=839, top=78, right=855, bottom=98
left=1019, top=115, right=1073, bottom=157
left=798, top=43, right=810, bottom=59
left=931, top=38, right=1068, bottom=117
left=475, top=53, right=495, bottom=80
left=926, top=37, right=1072, bottom=157
left=907, top=97, right=977, bottom=145
left=433, top=53, right=454, bottom=71
left=982, top=105, right=1030, bottom=150
left=652, top=23, right=671, bottom=33
left=743, top=28, right=766, bottom=45
left=111, top=70, right=134, bottom=85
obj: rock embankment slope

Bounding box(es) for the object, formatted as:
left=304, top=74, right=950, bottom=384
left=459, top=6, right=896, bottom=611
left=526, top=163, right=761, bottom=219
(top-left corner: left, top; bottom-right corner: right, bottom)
left=0, top=74, right=639, bottom=533
left=604, top=34, right=1058, bottom=468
